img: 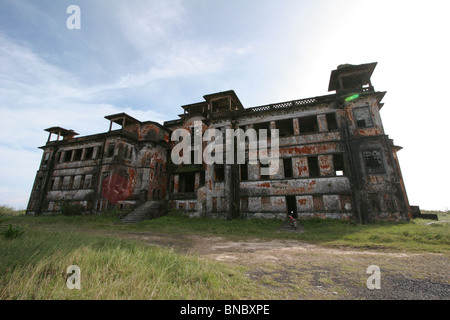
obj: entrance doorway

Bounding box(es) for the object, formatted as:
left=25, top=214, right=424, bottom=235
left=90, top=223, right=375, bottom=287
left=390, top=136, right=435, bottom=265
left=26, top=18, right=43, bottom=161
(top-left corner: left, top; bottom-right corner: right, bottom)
left=285, top=196, right=297, bottom=218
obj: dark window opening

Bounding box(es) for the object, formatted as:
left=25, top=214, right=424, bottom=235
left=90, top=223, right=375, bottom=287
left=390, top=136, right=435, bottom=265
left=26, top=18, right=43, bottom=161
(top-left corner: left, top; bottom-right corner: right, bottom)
left=326, top=113, right=338, bottom=131
left=363, top=150, right=384, bottom=174
left=179, top=172, right=195, bottom=193
left=212, top=98, right=229, bottom=112
left=307, top=156, right=320, bottom=177
left=333, top=154, right=345, bottom=176
left=212, top=197, right=218, bottom=212
left=214, top=164, right=225, bottom=182
left=107, top=143, right=115, bottom=157
left=84, top=147, right=94, bottom=160
left=253, top=122, right=271, bottom=140
left=74, top=149, right=83, bottom=161
left=354, top=106, right=373, bottom=128
left=283, top=158, right=293, bottom=178
left=298, top=115, right=319, bottom=134
left=55, top=152, right=61, bottom=163
left=276, top=119, right=294, bottom=137
left=63, top=150, right=73, bottom=162
left=240, top=163, right=248, bottom=181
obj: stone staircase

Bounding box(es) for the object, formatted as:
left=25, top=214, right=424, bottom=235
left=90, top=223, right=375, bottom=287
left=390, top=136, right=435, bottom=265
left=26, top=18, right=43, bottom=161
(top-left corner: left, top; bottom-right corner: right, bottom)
left=121, top=200, right=167, bottom=224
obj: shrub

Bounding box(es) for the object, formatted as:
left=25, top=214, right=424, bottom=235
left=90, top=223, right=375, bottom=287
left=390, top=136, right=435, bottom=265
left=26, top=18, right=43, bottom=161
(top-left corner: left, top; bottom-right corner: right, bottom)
left=0, top=205, right=16, bottom=215
left=1, top=224, right=26, bottom=239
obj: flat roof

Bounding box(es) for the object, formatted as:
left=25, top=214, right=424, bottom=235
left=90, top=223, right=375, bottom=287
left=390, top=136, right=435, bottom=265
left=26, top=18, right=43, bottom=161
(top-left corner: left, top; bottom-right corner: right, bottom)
left=328, top=62, right=377, bottom=92
left=44, top=126, right=79, bottom=137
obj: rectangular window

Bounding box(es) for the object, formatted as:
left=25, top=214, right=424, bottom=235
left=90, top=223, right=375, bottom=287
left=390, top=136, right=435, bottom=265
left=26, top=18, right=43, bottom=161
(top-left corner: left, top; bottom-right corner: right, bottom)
left=298, top=115, right=319, bottom=134
left=326, top=113, right=338, bottom=131
left=253, top=122, right=271, bottom=140
left=63, top=150, right=73, bottom=162
left=214, top=164, right=225, bottom=182
left=354, top=106, right=373, bottom=128
left=363, top=150, right=384, bottom=174
left=283, top=158, right=293, bottom=178
left=84, top=147, right=94, bottom=160
left=107, top=143, right=115, bottom=157
left=307, top=156, right=320, bottom=177
left=74, top=149, right=83, bottom=161
left=240, top=163, right=248, bottom=181
left=276, top=119, right=294, bottom=137
left=333, top=154, right=345, bottom=176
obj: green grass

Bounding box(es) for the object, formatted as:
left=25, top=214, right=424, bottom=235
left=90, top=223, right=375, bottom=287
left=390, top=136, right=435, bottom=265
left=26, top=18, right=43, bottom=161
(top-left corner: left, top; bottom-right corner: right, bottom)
left=5, top=210, right=450, bottom=253
left=1, top=209, right=449, bottom=299
left=0, top=229, right=266, bottom=300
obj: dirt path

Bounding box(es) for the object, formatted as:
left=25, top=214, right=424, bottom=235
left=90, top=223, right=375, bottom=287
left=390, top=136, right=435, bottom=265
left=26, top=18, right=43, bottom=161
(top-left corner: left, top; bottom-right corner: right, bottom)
left=31, top=225, right=450, bottom=299
left=118, top=229, right=450, bottom=300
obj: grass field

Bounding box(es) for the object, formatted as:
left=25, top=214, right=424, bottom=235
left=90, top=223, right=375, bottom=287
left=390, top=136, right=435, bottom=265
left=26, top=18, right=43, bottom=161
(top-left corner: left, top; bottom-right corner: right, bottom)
left=0, top=209, right=448, bottom=299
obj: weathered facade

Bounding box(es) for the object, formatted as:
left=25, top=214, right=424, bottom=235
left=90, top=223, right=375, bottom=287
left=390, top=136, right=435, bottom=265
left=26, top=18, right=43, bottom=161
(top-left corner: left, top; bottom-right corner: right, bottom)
left=27, top=63, right=413, bottom=223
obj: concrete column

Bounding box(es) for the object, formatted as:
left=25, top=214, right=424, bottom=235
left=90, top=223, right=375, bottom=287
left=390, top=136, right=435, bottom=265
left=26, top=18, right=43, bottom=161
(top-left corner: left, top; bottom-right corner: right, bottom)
left=293, top=118, right=300, bottom=135
left=317, top=114, right=328, bottom=132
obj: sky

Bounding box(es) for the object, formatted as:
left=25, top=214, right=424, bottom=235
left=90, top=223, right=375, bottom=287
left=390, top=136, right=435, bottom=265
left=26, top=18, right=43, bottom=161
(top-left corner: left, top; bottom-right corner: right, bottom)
left=0, top=0, right=449, bottom=211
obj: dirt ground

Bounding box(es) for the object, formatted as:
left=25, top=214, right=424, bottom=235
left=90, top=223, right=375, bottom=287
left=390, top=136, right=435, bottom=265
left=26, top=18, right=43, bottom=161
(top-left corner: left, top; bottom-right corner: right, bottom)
left=118, top=227, right=450, bottom=300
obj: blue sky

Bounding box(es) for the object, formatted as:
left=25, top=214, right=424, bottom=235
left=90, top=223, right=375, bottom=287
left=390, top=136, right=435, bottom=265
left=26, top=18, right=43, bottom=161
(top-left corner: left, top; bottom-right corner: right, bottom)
left=0, top=0, right=449, bottom=211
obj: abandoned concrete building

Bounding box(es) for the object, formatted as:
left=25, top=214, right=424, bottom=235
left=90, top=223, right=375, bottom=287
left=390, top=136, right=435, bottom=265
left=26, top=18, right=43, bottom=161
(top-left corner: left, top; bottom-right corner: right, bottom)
left=27, top=62, right=413, bottom=223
